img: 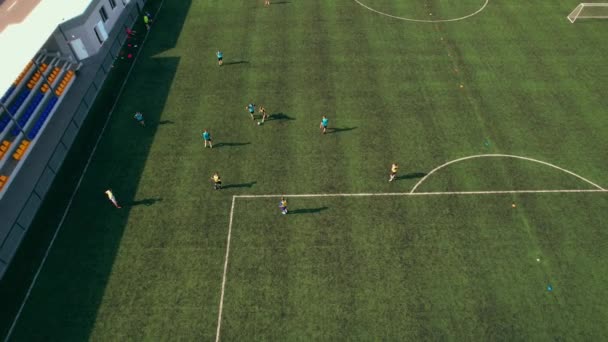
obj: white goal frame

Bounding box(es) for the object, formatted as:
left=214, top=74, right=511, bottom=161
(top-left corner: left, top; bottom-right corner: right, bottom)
left=568, top=3, right=608, bottom=23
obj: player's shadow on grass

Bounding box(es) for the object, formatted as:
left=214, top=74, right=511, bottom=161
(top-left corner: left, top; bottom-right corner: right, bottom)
left=215, top=142, right=251, bottom=148
left=128, top=198, right=163, bottom=206
left=289, top=206, right=328, bottom=215
left=157, top=120, right=174, bottom=125
left=395, top=172, right=427, bottom=180
left=268, top=112, right=295, bottom=121
left=272, top=1, right=291, bottom=4
left=223, top=181, right=256, bottom=189
left=224, top=60, right=249, bottom=66
left=329, top=126, right=357, bottom=134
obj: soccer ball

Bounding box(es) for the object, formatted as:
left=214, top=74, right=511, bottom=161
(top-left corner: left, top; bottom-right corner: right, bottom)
left=257, top=121, right=262, bottom=126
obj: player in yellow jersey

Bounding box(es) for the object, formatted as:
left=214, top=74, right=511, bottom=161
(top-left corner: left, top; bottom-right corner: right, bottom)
left=279, top=196, right=288, bottom=214
left=258, top=106, right=268, bottom=124
left=389, top=163, right=398, bottom=182
left=104, top=189, right=121, bottom=208
left=264, top=0, right=271, bottom=7
left=211, top=172, right=222, bottom=190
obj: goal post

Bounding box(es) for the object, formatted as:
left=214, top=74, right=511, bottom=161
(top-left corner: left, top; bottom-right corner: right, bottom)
left=568, top=3, right=608, bottom=23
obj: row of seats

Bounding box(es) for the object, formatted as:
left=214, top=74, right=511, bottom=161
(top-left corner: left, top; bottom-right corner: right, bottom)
left=0, top=175, right=8, bottom=191
left=12, top=139, right=30, bottom=161
left=6, top=89, right=31, bottom=118
left=45, top=67, right=61, bottom=88
left=55, top=70, right=75, bottom=97
left=26, top=64, right=48, bottom=90
left=0, top=60, right=35, bottom=102
left=0, top=140, right=11, bottom=160
left=14, top=61, right=34, bottom=86
left=0, top=85, right=16, bottom=103
left=28, top=97, right=58, bottom=140
left=11, top=92, right=44, bottom=136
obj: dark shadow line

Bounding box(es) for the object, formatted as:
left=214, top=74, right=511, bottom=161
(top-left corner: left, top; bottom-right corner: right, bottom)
left=396, top=172, right=427, bottom=180
left=289, top=206, right=329, bottom=215
left=127, top=198, right=163, bottom=206
left=214, top=142, right=251, bottom=148
left=223, top=181, right=256, bottom=189
left=223, top=60, right=249, bottom=66
left=329, top=126, right=357, bottom=134
left=267, top=113, right=295, bottom=121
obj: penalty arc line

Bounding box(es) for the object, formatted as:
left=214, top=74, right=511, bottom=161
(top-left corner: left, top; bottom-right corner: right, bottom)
left=3, top=1, right=167, bottom=341
left=353, top=0, right=489, bottom=23
left=410, top=154, right=606, bottom=194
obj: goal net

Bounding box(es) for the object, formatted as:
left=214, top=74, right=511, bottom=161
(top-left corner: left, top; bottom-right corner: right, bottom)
left=568, top=3, right=608, bottom=23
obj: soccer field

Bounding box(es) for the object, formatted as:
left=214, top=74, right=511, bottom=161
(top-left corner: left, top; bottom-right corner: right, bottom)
left=1, top=0, right=608, bottom=340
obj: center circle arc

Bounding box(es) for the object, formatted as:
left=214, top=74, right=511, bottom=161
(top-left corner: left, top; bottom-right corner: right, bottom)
left=353, top=0, right=489, bottom=22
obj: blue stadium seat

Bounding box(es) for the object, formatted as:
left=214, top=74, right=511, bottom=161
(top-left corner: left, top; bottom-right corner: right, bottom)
left=0, top=85, right=16, bottom=102
left=27, top=97, right=58, bottom=140
left=11, top=92, right=44, bottom=136
left=8, top=89, right=31, bottom=114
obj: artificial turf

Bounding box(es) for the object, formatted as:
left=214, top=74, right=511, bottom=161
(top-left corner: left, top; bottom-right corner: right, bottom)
left=1, top=0, right=607, bottom=340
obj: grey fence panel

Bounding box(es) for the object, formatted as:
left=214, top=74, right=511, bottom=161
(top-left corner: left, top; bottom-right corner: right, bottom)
left=102, top=54, right=114, bottom=73
left=83, top=81, right=99, bottom=106
left=61, top=121, right=79, bottom=148
left=16, top=194, right=41, bottom=231
left=0, top=225, right=25, bottom=263
left=34, top=167, right=56, bottom=199
left=111, top=39, right=121, bottom=59
left=48, top=143, right=68, bottom=173
left=73, top=101, right=89, bottom=127
left=93, top=69, right=106, bottom=89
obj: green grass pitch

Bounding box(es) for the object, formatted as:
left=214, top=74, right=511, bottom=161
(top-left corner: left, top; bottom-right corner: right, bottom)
left=1, top=0, right=607, bottom=340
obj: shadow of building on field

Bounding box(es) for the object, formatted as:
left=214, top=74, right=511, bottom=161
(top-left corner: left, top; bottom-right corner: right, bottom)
left=0, top=0, right=194, bottom=341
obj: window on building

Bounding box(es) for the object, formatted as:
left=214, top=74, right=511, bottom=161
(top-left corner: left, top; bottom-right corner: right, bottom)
left=109, top=0, right=116, bottom=9
left=94, top=21, right=109, bottom=45
left=100, top=6, right=108, bottom=22
left=94, top=27, right=104, bottom=44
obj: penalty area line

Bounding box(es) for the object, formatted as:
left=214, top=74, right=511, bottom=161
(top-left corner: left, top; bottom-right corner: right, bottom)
left=214, top=187, right=606, bottom=339
left=215, top=196, right=236, bottom=342
left=234, top=189, right=608, bottom=199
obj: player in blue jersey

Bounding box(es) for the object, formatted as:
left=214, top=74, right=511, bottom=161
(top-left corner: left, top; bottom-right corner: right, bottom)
left=216, top=50, right=223, bottom=66
left=202, top=129, right=213, bottom=148
left=134, top=112, right=145, bottom=127
left=320, top=115, right=328, bottom=134
left=245, top=103, right=256, bottom=120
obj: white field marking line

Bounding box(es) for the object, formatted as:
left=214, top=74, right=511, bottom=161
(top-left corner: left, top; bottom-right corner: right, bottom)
left=7, top=1, right=18, bottom=11
left=234, top=189, right=608, bottom=199
left=410, top=154, right=606, bottom=194
left=3, top=1, right=166, bottom=341
left=353, top=0, right=489, bottom=23
left=215, top=196, right=236, bottom=342
left=215, top=187, right=606, bottom=339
